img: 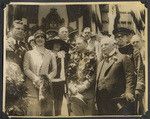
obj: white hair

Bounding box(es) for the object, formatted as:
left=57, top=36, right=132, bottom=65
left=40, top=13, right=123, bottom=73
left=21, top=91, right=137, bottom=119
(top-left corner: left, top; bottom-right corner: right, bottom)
left=100, top=36, right=116, bottom=45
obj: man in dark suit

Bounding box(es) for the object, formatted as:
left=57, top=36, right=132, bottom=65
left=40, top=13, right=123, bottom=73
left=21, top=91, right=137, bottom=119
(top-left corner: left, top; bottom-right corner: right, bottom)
left=113, top=28, right=145, bottom=114
left=96, top=36, right=136, bottom=115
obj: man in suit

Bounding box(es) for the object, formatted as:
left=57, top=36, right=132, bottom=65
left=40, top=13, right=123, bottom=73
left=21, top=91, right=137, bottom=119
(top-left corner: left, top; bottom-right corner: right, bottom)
left=68, top=36, right=97, bottom=116
left=113, top=28, right=145, bottom=114
left=96, top=36, right=136, bottom=115
left=7, top=20, right=29, bottom=68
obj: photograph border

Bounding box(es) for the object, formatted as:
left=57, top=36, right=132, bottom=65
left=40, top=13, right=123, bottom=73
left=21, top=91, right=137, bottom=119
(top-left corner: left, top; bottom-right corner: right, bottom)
left=0, top=0, right=149, bottom=118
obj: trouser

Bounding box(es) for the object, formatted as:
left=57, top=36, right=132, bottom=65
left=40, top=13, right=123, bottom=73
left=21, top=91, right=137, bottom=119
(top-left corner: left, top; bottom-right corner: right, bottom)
left=71, top=98, right=94, bottom=116
left=96, top=89, right=136, bottom=115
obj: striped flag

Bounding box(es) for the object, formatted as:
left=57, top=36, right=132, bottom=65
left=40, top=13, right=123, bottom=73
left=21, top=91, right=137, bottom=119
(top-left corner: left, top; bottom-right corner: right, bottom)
left=91, top=5, right=102, bottom=34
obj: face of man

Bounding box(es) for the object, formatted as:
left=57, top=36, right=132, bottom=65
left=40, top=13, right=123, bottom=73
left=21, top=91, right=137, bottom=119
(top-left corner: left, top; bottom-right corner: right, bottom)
left=58, top=27, right=68, bottom=40
left=131, top=35, right=141, bottom=50
left=100, top=37, right=115, bottom=55
left=82, top=28, right=91, bottom=40
left=12, top=24, right=24, bottom=40
left=35, top=35, right=45, bottom=47
left=76, top=37, right=86, bottom=51
left=115, top=33, right=128, bottom=48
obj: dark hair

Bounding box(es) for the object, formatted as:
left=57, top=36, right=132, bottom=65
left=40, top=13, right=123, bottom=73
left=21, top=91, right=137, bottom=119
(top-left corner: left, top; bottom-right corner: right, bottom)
left=10, top=20, right=24, bottom=30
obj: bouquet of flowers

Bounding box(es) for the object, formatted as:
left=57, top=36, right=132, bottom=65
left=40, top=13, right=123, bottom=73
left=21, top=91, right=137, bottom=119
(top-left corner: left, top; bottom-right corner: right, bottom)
left=5, top=60, right=27, bottom=115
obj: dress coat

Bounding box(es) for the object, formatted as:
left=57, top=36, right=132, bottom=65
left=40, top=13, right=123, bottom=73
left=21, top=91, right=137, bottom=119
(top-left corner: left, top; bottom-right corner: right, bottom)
left=23, top=48, right=57, bottom=116
left=96, top=49, right=136, bottom=114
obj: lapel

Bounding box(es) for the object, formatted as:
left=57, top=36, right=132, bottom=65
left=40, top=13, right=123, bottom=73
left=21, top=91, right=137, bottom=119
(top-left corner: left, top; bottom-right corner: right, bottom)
left=96, top=60, right=105, bottom=81
left=103, top=58, right=115, bottom=76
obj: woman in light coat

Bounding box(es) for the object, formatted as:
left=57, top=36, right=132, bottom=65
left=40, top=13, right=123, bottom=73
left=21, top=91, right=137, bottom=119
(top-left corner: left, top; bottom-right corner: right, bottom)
left=23, top=30, right=57, bottom=116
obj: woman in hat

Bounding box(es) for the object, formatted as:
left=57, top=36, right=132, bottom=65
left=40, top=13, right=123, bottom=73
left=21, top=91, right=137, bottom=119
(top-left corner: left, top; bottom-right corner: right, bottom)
left=23, top=29, right=57, bottom=116
left=45, top=37, right=70, bottom=116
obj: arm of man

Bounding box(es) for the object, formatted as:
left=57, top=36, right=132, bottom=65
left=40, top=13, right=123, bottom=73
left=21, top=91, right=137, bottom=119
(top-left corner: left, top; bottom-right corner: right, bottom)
left=134, top=51, right=145, bottom=98
left=123, top=55, right=136, bottom=101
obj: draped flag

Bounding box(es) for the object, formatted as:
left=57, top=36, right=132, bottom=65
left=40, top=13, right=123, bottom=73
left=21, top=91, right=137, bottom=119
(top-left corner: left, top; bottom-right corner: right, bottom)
left=66, top=5, right=87, bottom=23
left=91, top=5, right=102, bottom=34
left=130, top=9, right=145, bottom=33
left=113, top=5, right=120, bottom=31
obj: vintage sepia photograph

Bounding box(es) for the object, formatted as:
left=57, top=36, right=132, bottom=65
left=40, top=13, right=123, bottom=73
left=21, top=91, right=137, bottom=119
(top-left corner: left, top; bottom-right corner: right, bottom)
left=2, top=1, right=148, bottom=118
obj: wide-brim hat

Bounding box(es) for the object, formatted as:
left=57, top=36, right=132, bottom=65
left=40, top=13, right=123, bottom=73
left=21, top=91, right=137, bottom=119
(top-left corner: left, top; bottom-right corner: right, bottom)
left=45, top=38, right=70, bottom=52
left=113, top=27, right=134, bottom=36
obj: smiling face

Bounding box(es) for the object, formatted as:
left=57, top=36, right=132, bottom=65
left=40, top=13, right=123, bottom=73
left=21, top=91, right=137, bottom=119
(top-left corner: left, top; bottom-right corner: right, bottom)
left=35, top=35, right=45, bottom=47
left=12, top=24, right=24, bottom=40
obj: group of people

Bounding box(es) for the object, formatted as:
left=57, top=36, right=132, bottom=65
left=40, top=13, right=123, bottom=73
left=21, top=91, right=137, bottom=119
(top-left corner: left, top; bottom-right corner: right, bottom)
left=6, top=19, right=145, bottom=116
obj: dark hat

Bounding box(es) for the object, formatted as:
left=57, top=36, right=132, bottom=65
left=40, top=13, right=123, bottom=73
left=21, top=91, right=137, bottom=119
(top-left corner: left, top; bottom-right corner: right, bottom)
left=45, top=37, right=70, bottom=52
left=113, top=27, right=134, bottom=36
left=34, top=29, right=46, bottom=39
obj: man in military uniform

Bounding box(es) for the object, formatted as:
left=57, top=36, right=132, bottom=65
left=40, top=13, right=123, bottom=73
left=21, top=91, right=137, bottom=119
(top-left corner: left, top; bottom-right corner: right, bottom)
left=68, top=36, right=97, bottom=116
left=96, top=36, right=136, bottom=115
left=113, top=27, right=145, bottom=114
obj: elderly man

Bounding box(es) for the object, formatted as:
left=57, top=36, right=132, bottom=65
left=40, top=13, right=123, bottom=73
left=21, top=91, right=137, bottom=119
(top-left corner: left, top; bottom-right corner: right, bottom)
left=68, top=36, right=97, bottom=116
left=113, top=28, right=145, bottom=114
left=58, top=27, right=69, bottom=42
left=96, top=36, right=136, bottom=115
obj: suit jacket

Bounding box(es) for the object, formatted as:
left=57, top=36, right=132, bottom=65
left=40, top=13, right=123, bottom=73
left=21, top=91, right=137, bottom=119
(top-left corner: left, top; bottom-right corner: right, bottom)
left=96, top=50, right=136, bottom=98
left=119, top=44, right=145, bottom=95
left=23, top=48, right=57, bottom=98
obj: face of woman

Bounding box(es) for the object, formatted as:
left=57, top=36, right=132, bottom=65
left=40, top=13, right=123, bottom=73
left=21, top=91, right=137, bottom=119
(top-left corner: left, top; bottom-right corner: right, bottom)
left=53, top=43, right=61, bottom=51
left=35, top=35, right=45, bottom=47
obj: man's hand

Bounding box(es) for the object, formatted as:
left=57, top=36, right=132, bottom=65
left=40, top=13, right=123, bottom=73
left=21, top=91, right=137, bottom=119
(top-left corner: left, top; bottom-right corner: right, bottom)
left=135, top=90, right=142, bottom=100
left=121, top=93, right=135, bottom=102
